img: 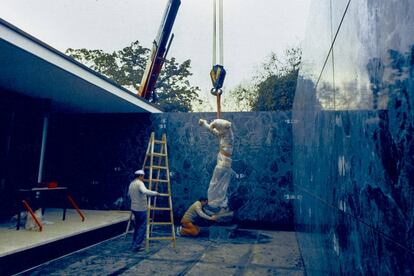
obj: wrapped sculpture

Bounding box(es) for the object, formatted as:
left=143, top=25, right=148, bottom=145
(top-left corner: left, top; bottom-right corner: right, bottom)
left=199, top=118, right=234, bottom=212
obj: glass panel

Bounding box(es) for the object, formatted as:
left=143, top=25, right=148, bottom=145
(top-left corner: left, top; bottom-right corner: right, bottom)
left=299, top=0, right=333, bottom=84
left=294, top=0, right=414, bottom=273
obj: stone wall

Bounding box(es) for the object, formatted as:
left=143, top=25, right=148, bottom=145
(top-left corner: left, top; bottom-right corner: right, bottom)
left=293, top=0, right=414, bottom=274
left=151, top=112, right=293, bottom=228
left=45, top=112, right=294, bottom=229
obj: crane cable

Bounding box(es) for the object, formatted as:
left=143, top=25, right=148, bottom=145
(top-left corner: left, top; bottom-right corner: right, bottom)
left=212, top=0, right=224, bottom=66
left=211, top=0, right=226, bottom=118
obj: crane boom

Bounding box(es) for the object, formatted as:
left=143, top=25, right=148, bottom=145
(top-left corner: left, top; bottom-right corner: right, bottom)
left=138, top=0, right=181, bottom=100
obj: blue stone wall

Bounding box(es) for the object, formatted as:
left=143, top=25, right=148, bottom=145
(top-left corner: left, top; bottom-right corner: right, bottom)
left=150, top=112, right=293, bottom=228
left=45, top=112, right=294, bottom=229
left=293, top=0, right=414, bottom=274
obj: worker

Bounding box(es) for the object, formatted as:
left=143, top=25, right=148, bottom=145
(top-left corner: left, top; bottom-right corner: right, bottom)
left=128, top=169, right=160, bottom=251
left=199, top=118, right=234, bottom=213
left=177, top=197, right=217, bottom=237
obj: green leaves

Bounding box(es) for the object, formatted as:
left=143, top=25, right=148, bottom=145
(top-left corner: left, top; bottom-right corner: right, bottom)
left=230, top=47, right=302, bottom=111
left=66, top=40, right=201, bottom=112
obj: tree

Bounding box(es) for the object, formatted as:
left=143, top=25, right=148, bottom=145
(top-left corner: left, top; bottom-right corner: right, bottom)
left=227, top=83, right=256, bottom=112
left=230, top=47, right=302, bottom=111
left=66, top=41, right=202, bottom=112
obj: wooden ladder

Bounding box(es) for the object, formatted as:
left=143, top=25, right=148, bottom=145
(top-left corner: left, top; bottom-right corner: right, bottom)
left=143, top=132, right=176, bottom=252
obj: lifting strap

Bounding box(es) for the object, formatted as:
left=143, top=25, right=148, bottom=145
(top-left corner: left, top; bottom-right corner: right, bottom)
left=210, top=0, right=225, bottom=118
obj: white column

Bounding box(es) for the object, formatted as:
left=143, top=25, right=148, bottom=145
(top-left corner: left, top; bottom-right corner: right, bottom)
left=37, top=115, right=48, bottom=183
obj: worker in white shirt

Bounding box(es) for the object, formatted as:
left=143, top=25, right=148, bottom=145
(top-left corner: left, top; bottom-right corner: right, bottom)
left=128, top=169, right=160, bottom=251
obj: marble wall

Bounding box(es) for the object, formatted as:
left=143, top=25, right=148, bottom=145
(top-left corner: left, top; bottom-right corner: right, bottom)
left=44, top=112, right=294, bottom=228
left=151, top=112, right=293, bottom=228
left=293, top=0, right=414, bottom=274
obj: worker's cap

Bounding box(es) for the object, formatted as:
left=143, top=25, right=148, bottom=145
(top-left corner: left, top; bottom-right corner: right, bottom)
left=134, top=169, right=145, bottom=175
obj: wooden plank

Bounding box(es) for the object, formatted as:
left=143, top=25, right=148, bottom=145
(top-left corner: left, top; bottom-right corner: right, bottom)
left=145, top=165, right=167, bottom=170
left=148, top=237, right=175, bottom=240
left=149, top=207, right=171, bottom=211
left=163, top=133, right=176, bottom=249
left=147, top=152, right=167, bottom=157
left=150, top=222, right=173, bottom=225
left=143, top=179, right=169, bottom=183
left=146, top=132, right=155, bottom=253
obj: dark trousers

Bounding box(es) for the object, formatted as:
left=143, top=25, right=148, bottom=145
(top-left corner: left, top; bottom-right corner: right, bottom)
left=132, top=210, right=147, bottom=249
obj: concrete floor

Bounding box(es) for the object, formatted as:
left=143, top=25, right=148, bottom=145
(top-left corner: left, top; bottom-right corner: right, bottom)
left=0, top=209, right=130, bottom=257
left=25, top=228, right=305, bottom=275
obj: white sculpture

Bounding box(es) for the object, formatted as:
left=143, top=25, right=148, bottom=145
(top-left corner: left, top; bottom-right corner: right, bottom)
left=199, top=118, right=234, bottom=212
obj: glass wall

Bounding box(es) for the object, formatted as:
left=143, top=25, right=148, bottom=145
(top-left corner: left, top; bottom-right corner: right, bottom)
left=0, top=90, right=45, bottom=219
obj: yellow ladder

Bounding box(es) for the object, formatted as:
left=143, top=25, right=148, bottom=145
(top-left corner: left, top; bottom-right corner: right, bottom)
left=143, top=132, right=176, bottom=253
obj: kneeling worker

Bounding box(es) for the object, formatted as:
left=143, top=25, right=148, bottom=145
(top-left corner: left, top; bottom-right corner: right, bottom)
left=178, top=197, right=217, bottom=237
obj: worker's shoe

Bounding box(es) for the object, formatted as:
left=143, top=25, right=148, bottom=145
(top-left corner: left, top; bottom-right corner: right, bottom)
left=132, top=246, right=144, bottom=252
left=176, top=226, right=182, bottom=236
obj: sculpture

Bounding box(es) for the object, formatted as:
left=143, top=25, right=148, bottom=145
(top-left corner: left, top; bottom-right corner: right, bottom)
left=199, top=118, right=234, bottom=213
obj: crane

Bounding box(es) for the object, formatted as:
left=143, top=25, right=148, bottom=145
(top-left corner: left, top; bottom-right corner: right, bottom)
left=138, top=0, right=181, bottom=101
left=138, top=0, right=226, bottom=118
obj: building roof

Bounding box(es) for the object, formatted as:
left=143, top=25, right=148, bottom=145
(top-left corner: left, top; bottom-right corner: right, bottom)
left=0, top=18, right=162, bottom=113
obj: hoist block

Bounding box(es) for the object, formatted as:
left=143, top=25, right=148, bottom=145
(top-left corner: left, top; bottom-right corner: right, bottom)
left=210, top=65, right=226, bottom=95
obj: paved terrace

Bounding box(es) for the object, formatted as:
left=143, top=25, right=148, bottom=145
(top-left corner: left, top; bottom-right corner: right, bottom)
left=25, top=228, right=304, bottom=275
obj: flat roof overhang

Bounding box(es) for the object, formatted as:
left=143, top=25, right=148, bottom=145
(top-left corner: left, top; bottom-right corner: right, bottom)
left=0, top=19, right=162, bottom=114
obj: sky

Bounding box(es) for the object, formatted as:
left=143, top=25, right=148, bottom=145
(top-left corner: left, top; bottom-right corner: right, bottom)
left=1, top=0, right=311, bottom=110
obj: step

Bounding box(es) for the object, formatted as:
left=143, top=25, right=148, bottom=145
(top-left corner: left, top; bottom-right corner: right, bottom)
left=149, top=222, right=173, bottom=225
left=144, top=165, right=168, bottom=170
left=157, top=193, right=171, bottom=197
left=149, top=207, right=171, bottom=211
left=0, top=218, right=128, bottom=275
left=143, top=179, right=169, bottom=183
left=148, top=237, right=175, bottom=241
left=154, top=140, right=165, bottom=144
left=147, top=152, right=167, bottom=157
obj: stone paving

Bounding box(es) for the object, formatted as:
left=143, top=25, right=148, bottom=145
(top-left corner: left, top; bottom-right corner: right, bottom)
left=25, top=228, right=304, bottom=275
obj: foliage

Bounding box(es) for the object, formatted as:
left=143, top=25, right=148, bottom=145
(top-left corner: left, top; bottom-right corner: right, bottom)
left=230, top=47, right=302, bottom=111
left=228, top=84, right=256, bottom=112
left=66, top=41, right=202, bottom=112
